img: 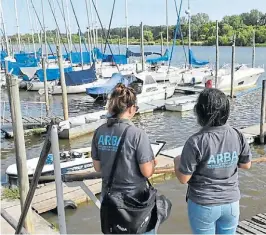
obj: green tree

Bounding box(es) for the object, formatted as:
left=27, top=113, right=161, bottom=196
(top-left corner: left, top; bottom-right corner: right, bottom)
left=143, top=30, right=153, bottom=42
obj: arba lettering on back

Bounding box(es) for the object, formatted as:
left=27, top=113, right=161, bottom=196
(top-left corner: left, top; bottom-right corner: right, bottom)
left=98, top=135, right=121, bottom=152
left=207, top=151, right=238, bottom=169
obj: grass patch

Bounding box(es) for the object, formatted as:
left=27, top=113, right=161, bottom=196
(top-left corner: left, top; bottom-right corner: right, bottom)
left=1, top=187, right=20, bottom=200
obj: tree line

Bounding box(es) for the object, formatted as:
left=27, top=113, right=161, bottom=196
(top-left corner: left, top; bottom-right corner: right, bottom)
left=7, top=9, right=266, bottom=47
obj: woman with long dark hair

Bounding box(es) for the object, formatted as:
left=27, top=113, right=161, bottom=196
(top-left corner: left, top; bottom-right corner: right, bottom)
left=91, top=83, right=157, bottom=234
left=174, top=88, right=252, bottom=235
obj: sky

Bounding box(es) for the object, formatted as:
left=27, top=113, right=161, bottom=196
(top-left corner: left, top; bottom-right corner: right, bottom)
left=2, top=0, right=266, bottom=36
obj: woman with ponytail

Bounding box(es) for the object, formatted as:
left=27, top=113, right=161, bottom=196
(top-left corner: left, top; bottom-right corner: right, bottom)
left=91, top=83, right=157, bottom=234
left=174, top=88, right=252, bottom=235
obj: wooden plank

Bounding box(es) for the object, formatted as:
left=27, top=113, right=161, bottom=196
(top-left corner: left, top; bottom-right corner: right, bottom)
left=236, top=226, right=248, bottom=234
left=238, top=221, right=260, bottom=234
left=240, top=124, right=266, bottom=136
left=257, top=213, right=266, bottom=220
left=252, top=215, right=266, bottom=226
left=241, top=220, right=266, bottom=233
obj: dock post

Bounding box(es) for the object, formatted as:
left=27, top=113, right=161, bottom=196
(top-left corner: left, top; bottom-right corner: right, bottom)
left=230, top=34, right=235, bottom=98
left=8, top=76, right=34, bottom=233
left=56, top=44, right=69, bottom=120
left=260, top=80, right=266, bottom=144
left=51, top=125, right=67, bottom=234
left=140, top=22, right=145, bottom=72
left=41, top=57, right=50, bottom=115
left=215, top=20, right=219, bottom=88
left=252, top=30, right=255, bottom=68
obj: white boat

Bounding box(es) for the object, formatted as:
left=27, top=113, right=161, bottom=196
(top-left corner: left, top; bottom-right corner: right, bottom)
left=148, top=65, right=185, bottom=83
left=6, top=142, right=165, bottom=185
left=38, top=78, right=108, bottom=95
left=27, top=79, right=58, bottom=91
left=202, top=64, right=265, bottom=91
left=165, top=95, right=198, bottom=112
left=169, top=66, right=212, bottom=84
left=131, top=71, right=176, bottom=104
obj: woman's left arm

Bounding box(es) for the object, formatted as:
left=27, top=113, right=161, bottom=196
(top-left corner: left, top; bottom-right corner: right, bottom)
left=91, top=131, right=101, bottom=172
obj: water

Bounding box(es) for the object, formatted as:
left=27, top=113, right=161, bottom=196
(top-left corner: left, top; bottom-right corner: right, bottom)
left=1, top=45, right=266, bottom=233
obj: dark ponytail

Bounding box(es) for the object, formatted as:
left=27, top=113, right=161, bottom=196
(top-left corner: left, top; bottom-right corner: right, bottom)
left=108, top=83, right=137, bottom=118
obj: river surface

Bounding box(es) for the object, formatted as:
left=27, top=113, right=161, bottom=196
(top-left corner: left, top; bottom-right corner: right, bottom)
left=1, top=45, right=266, bottom=233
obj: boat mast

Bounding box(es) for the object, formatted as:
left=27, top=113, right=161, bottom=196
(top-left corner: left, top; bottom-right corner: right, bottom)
left=14, top=0, right=21, bottom=52
left=0, top=1, right=10, bottom=56
left=125, top=0, right=128, bottom=50
left=188, top=0, right=191, bottom=68
left=65, top=0, right=73, bottom=50
left=89, top=0, right=96, bottom=48
left=26, top=0, right=36, bottom=58
left=41, top=0, right=48, bottom=57
left=94, top=0, right=98, bottom=47
left=85, top=0, right=93, bottom=64
left=69, top=0, right=84, bottom=69
left=166, top=0, right=169, bottom=51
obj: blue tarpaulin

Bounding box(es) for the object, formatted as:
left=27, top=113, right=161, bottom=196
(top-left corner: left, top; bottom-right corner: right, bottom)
left=189, top=49, right=209, bottom=67
left=7, top=60, right=38, bottom=77
left=65, top=65, right=97, bottom=86
left=146, top=49, right=169, bottom=64
left=14, top=53, right=39, bottom=64
left=69, top=52, right=91, bottom=64
left=102, top=54, right=127, bottom=64
left=36, top=66, right=73, bottom=82
left=86, top=73, right=135, bottom=98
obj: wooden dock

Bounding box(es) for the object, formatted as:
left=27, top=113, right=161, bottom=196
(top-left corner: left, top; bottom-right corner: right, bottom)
left=237, top=213, right=266, bottom=234
left=240, top=123, right=266, bottom=143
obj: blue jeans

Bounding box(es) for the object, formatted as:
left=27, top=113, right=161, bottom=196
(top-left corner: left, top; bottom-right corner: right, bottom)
left=188, top=199, right=239, bottom=235
left=144, top=229, right=155, bottom=234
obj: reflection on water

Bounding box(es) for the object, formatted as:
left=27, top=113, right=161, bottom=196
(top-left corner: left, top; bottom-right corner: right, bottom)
left=1, top=45, right=266, bottom=232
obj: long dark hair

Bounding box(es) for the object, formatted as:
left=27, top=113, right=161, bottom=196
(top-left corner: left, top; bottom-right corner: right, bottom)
left=108, top=83, right=137, bottom=118
left=194, top=88, right=230, bottom=127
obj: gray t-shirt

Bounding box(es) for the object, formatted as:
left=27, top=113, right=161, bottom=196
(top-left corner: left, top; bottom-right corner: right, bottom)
left=91, top=118, right=154, bottom=196
left=179, top=124, right=252, bottom=205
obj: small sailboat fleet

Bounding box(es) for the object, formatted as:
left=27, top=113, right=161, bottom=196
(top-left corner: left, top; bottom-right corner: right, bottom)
left=0, top=0, right=264, bottom=104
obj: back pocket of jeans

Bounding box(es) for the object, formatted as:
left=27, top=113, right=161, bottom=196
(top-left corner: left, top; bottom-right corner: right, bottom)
left=231, top=202, right=239, bottom=218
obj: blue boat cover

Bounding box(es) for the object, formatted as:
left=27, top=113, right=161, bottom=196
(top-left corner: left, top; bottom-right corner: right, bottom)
left=14, top=53, right=39, bottom=64
left=146, top=49, right=169, bottom=64
left=36, top=66, right=73, bottom=82
left=65, top=65, right=97, bottom=86
left=93, top=48, right=127, bottom=64
left=7, top=60, right=38, bottom=77
left=86, top=73, right=135, bottom=96
left=69, top=52, right=91, bottom=64
left=189, top=49, right=209, bottom=67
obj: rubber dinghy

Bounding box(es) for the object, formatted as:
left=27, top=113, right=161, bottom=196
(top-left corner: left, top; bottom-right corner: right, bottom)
left=5, top=141, right=165, bottom=186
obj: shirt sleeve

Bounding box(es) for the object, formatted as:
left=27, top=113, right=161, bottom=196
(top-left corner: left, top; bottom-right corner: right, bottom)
left=179, top=138, right=200, bottom=175
left=136, top=129, right=155, bottom=164
left=91, top=131, right=99, bottom=161
left=238, top=133, right=252, bottom=164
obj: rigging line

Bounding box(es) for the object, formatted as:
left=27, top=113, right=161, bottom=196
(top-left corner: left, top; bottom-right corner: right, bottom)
left=47, top=0, right=68, bottom=54
left=69, top=0, right=89, bottom=53
left=91, top=0, right=120, bottom=72
left=168, top=0, right=183, bottom=72
left=55, top=0, right=78, bottom=52
left=174, top=0, right=188, bottom=67
left=30, top=0, right=55, bottom=56
left=103, top=0, right=116, bottom=54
